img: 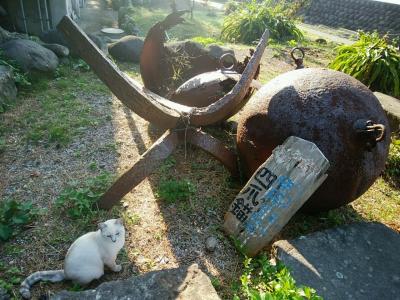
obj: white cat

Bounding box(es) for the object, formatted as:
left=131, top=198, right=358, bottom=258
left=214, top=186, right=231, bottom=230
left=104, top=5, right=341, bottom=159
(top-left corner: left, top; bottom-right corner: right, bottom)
left=19, top=218, right=125, bottom=299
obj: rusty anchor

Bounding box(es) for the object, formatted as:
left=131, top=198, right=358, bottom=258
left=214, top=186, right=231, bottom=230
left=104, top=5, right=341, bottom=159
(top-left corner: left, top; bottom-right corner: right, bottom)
left=57, top=15, right=269, bottom=209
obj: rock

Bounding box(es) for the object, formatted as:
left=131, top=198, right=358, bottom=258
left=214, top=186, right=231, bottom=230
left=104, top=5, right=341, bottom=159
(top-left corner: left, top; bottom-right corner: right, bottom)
left=374, top=92, right=400, bottom=132
left=0, top=26, right=10, bottom=44
left=0, top=286, right=10, bottom=300
left=108, top=35, right=144, bottom=62
left=40, top=29, right=69, bottom=47
left=0, top=66, right=17, bottom=111
left=274, top=222, right=400, bottom=300
left=205, top=236, right=218, bottom=252
left=88, top=33, right=111, bottom=54
left=0, top=39, right=59, bottom=73
left=52, top=264, right=220, bottom=300
left=41, top=43, right=70, bottom=57
left=315, top=38, right=327, bottom=44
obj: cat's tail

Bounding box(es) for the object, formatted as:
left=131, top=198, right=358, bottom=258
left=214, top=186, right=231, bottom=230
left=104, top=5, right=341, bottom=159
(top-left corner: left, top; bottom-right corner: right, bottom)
left=19, top=270, right=65, bottom=299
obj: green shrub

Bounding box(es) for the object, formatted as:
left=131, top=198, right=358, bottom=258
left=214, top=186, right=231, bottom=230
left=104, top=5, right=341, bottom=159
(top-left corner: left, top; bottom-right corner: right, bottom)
left=0, top=199, right=37, bottom=242
left=0, top=51, right=31, bottom=87
left=118, top=6, right=138, bottom=35
left=55, top=172, right=113, bottom=219
left=329, top=31, right=400, bottom=97
left=0, top=51, right=31, bottom=112
left=0, top=263, right=22, bottom=294
left=271, top=0, right=311, bottom=19
left=221, top=0, right=303, bottom=44
left=232, top=254, right=322, bottom=299
left=156, top=179, right=196, bottom=204
left=224, top=0, right=241, bottom=15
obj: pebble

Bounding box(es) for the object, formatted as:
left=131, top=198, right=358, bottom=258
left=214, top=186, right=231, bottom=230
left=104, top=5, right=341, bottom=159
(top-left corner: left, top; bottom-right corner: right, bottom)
left=205, top=236, right=218, bottom=252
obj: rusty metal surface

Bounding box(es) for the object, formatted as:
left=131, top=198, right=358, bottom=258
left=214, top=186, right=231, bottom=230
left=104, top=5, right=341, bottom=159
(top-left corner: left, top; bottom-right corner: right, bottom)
left=98, top=128, right=239, bottom=208
left=237, top=68, right=390, bottom=213
left=58, top=16, right=268, bottom=129
left=140, top=10, right=187, bottom=95
left=58, top=15, right=269, bottom=209
left=291, top=47, right=305, bottom=69
left=140, top=11, right=261, bottom=101
left=188, top=29, right=269, bottom=126
left=98, top=130, right=180, bottom=209
left=170, top=70, right=236, bottom=107
left=170, top=70, right=263, bottom=108
left=182, top=128, right=238, bottom=176
left=58, top=16, right=182, bottom=129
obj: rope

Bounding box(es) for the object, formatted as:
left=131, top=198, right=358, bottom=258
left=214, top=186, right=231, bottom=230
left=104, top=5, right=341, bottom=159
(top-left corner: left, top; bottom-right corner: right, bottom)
left=180, top=112, right=192, bottom=160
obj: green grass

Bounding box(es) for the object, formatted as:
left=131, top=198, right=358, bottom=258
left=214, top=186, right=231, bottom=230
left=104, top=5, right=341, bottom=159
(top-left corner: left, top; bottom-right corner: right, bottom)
left=384, top=137, right=400, bottom=186
left=123, top=6, right=223, bottom=40
left=0, top=199, right=38, bottom=242
left=0, top=262, right=23, bottom=295
left=124, top=212, right=142, bottom=226
left=221, top=0, right=304, bottom=44
left=55, top=172, right=113, bottom=220
left=7, top=59, right=109, bottom=147
left=156, top=178, right=196, bottom=204
left=232, top=254, right=322, bottom=299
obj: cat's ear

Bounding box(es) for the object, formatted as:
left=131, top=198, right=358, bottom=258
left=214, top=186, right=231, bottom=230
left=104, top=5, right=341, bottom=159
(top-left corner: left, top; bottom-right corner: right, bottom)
left=98, top=222, right=107, bottom=231
left=115, top=218, right=123, bottom=225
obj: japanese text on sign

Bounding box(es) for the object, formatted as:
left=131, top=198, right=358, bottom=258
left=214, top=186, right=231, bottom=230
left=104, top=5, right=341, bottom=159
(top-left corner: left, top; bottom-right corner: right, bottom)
left=230, top=167, right=277, bottom=222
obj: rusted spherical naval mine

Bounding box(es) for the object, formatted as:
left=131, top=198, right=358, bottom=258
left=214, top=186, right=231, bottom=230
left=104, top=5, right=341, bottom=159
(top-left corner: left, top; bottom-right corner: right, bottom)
left=237, top=68, right=391, bottom=213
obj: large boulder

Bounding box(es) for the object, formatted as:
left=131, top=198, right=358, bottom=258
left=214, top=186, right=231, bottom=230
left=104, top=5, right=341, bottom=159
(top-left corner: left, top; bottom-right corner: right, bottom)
left=40, top=29, right=69, bottom=47
left=108, top=35, right=144, bottom=62
left=88, top=33, right=111, bottom=54
left=0, top=286, right=10, bottom=300
left=0, top=65, right=17, bottom=111
left=0, top=39, right=59, bottom=73
left=41, top=43, right=70, bottom=57
left=274, top=222, right=400, bottom=300
left=52, top=264, right=220, bottom=300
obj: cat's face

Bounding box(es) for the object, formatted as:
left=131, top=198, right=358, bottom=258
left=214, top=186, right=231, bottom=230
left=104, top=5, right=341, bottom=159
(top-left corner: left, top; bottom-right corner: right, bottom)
left=98, top=218, right=125, bottom=243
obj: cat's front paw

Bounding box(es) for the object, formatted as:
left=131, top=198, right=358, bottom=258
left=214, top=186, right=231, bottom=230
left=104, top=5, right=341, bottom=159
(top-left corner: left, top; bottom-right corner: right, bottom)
left=113, top=264, right=122, bottom=272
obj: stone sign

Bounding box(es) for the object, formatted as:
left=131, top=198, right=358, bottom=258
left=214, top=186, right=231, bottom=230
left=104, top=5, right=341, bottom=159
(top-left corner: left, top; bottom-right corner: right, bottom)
left=224, top=136, right=330, bottom=256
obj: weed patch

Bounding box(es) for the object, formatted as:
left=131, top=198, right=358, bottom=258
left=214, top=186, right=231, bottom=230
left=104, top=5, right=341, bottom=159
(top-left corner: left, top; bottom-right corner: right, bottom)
left=156, top=179, right=196, bottom=204
left=0, top=51, right=31, bottom=88
left=0, top=200, right=37, bottom=242
left=221, top=1, right=303, bottom=44
left=0, top=262, right=22, bottom=295
left=232, top=255, right=322, bottom=299
left=55, top=172, right=113, bottom=220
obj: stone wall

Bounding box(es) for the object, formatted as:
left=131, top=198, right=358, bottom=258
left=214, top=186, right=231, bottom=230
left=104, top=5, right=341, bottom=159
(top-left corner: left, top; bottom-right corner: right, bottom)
left=300, top=0, right=400, bottom=35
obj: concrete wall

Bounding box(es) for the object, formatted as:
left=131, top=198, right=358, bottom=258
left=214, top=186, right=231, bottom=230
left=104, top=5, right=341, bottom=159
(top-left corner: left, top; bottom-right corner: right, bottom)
left=300, top=0, right=400, bottom=35
left=4, top=0, right=83, bottom=36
